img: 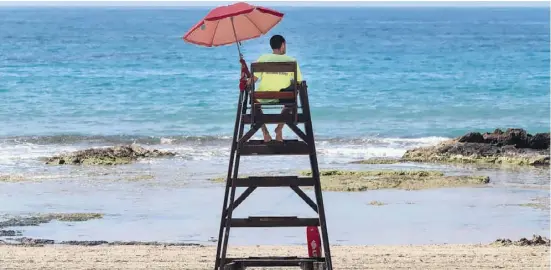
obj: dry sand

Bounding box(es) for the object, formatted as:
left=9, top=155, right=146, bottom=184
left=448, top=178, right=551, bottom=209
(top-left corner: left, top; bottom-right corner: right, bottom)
left=0, top=244, right=548, bottom=270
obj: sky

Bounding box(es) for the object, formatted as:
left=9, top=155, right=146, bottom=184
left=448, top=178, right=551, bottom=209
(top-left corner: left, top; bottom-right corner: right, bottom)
left=0, top=0, right=548, bottom=7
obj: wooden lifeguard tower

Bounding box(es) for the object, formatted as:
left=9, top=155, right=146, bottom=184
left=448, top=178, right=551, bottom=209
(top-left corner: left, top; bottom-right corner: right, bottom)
left=213, top=62, right=333, bottom=270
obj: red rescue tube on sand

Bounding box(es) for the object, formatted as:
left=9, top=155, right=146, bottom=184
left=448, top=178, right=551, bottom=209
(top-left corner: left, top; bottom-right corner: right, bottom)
left=306, top=226, right=322, bottom=257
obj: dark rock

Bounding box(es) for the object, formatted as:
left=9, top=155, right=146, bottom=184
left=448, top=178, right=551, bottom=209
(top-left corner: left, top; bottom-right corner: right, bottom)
left=440, top=142, right=501, bottom=156
left=108, top=241, right=201, bottom=247
left=482, top=128, right=550, bottom=150
left=0, top=217, right=49, bottom=228
left=493, top=235, right=550, bottom=246
left=15, top=237, right=54, bottom=246
left=458, top=132, right=485, bottom=143
left=528, top=133, right=550, bottom=150
left=482, top=128, right=536, bottom=148
left=59, top=240, right=109, bottom=246
left=493, top=238, right=513, bottom=245
left=0, top=230, right=21, bottom=237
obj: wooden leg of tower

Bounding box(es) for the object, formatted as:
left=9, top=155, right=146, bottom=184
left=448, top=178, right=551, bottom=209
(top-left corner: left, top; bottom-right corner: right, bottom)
left=215, top=83, right=331, bottom=269
left=215, top=91, right=248, bottom=270
left=300, top=87, right=333, bottom=270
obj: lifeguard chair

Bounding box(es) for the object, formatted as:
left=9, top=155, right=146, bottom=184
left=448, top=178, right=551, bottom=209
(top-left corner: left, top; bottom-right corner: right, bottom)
left=213, top=62, right=333, bottom=270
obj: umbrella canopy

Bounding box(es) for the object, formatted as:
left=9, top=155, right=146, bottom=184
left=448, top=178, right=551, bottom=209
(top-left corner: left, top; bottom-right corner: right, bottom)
left=183, top=2, right=284, bottom=47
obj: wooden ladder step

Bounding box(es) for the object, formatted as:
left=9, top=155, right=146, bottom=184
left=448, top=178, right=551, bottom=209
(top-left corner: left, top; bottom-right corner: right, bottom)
left=240, top=140, right=310, bottom=156
left=242, top=114, right=307, bottom=124
left=228, top=216, right=319, bottom=227
left=222, top=256, right=326, bottom=269
left=251, top=91, right=296, bottom=99
left=234, top=176, right=315, bottom=187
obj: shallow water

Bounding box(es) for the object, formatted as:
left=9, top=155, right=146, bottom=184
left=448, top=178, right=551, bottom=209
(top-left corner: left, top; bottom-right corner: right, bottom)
left=0, top=155, right=548, bottom=246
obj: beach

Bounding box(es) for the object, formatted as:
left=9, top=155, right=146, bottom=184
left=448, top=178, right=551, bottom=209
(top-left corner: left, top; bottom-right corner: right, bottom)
left=0, top=4, right=550, bottom=270
left=1, top=243, right=549, bottom=269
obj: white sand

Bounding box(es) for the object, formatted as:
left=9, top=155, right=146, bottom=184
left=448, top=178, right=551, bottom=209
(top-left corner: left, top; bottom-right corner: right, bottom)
left=0, top=244, right=548, bottom=269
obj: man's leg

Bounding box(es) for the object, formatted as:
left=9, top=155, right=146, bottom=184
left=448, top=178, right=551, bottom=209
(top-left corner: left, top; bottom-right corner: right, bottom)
left=262, top=124, right=272, bottom=142
left=274, top=86, right=295, bottom=142
left=274, top=106, right=292, bottom=142
left=255, top=104, right=272, bottom=142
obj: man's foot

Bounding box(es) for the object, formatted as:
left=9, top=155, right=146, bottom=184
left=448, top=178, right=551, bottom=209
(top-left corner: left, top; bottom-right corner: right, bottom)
left=263, top=132, right=272, bottom=143
left=275, top=126, right=284, bottom=142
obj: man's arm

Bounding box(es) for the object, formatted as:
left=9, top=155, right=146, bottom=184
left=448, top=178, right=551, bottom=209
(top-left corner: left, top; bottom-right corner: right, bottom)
left=247, top=55, right=265, bottom=85
left=247, top=75, right=258, bottom=85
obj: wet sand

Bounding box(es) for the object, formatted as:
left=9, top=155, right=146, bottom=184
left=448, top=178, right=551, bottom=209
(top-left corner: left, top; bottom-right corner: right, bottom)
left=0, top=244, right=548, bottom=269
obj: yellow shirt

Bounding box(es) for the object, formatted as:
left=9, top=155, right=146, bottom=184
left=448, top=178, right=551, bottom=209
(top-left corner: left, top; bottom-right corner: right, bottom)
left=253, top=53, right=303, bottom=103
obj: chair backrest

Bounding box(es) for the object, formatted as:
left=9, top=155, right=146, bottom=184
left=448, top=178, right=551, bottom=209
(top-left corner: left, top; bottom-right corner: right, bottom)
left=248, top=62, right=301, bottom=124
left=250, top=62, right=298, bottom=87
left=248, top=61, right=299, bottom=103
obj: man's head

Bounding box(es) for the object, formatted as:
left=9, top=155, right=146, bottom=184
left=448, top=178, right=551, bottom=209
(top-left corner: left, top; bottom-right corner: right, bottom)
left=270, top=35, right=286, bottom=55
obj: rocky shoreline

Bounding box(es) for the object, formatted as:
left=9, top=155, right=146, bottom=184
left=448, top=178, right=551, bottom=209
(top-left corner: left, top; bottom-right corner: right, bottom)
left=45, top=144, right=176, bottom=165
left=1, top=235, right=547, bottom=248
left=403, top=128, right=549, bottom=166
left=0, top=238, right=202, bottom=247
left=36, top=128, right=551, bottom=167
left=356, top=129, right=549, bottom=166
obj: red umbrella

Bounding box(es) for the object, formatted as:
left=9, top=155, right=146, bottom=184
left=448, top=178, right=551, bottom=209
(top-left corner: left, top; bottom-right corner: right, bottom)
left=182, top=2, right=284, bottom=91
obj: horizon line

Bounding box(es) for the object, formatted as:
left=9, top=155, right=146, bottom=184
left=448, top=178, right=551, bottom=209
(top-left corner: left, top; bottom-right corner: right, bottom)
left=0, top=1, right=549, bottom=7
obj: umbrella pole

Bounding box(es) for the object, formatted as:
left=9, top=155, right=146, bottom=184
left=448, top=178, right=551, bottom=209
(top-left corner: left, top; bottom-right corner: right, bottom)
left=230, top=17, right=243, bottom=59
left=236, top=42, right=242, bottom=59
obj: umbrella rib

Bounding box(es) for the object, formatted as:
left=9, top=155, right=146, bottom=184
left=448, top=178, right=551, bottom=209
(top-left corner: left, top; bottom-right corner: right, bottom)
left=244, top=13, right=263, bottom=34
left=210, top=20, right=221, bottom=46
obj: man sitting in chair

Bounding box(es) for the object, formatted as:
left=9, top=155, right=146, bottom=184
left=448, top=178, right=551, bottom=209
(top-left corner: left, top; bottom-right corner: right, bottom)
left=247, top=34, right=303, bottom=142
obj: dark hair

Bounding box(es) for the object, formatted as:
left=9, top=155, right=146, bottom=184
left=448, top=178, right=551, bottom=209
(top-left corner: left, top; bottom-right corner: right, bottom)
left=270, top=35, right=285, bottom=50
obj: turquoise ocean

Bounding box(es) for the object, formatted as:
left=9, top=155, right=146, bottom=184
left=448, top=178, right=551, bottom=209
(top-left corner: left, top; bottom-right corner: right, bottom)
left=0, top=6, right=549, bottom=245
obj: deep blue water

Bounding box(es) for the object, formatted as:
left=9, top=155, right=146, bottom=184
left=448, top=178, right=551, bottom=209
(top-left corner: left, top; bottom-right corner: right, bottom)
left=1, top=6, right=549, bottom=141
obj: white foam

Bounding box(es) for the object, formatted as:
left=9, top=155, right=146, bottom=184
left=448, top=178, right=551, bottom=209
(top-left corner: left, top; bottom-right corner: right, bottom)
left=0, top=136, right=449, bottom=170
left=314, top=136, right=450, bottom=163
left=0, top=143, right=79, bottom=164
left=160, top=137, right=175, bottom=145
left=379, top=136, right=450, bottom=145
left=318, top=146, right=406, bottom=159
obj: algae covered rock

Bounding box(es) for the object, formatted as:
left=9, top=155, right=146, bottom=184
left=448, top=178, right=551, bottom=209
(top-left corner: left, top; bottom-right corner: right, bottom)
left=350, top=158, right=402, bottom=164
left=299, top=170, right=489, bottom=191
left=0, top=175, right=25, bottom=182
left=0, top=213, right=104, bottom=228
left=41, top=213, right=104, bottom=222
left=403, top=128, right=549, bottom=166
left=45, top=144, right=176, bottom=165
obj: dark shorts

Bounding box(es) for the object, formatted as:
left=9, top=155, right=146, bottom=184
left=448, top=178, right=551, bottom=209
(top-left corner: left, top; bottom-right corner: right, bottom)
left=278, top=85, right=295, bottom=104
